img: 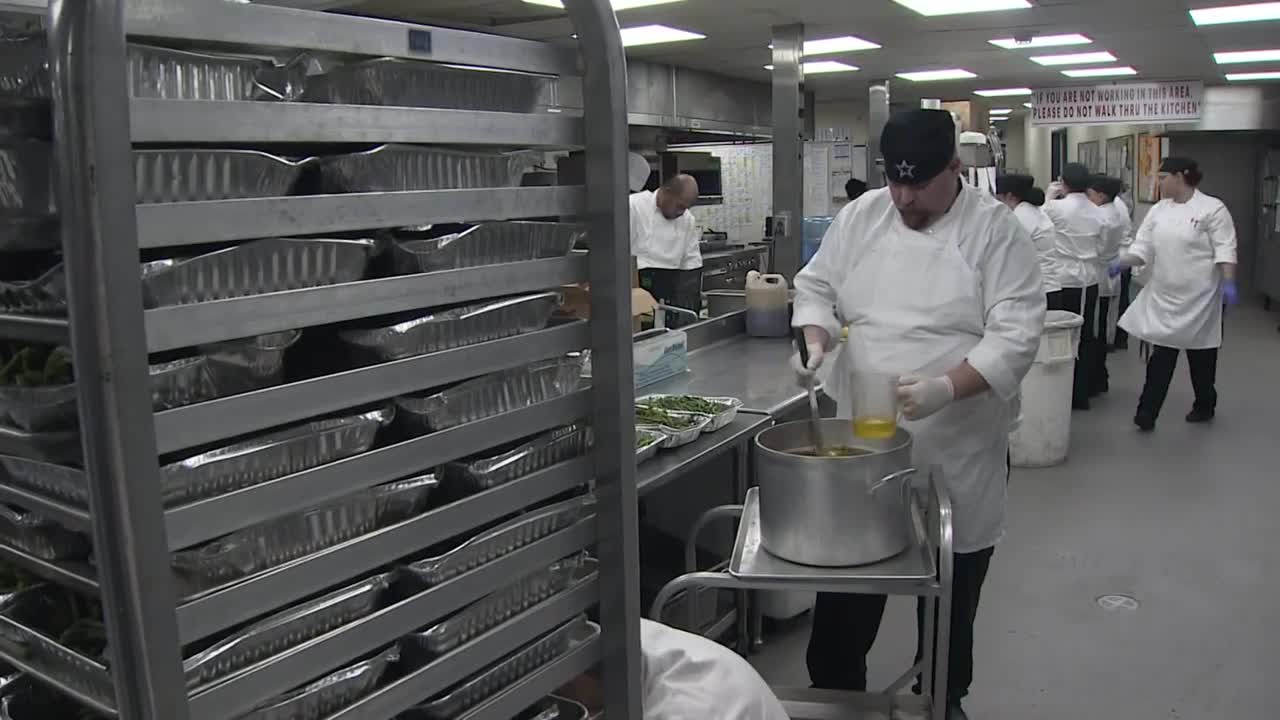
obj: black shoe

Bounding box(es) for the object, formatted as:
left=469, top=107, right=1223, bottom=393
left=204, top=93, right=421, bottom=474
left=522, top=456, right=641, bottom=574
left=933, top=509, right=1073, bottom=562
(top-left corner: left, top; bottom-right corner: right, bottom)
left=1185, top=409, right=1215, bottom=423
left=1073, top=399, right=1091, bottom=410
left=1134, top=413, right=1155, bottom=432
left=948, top=701, right=970, bottom=720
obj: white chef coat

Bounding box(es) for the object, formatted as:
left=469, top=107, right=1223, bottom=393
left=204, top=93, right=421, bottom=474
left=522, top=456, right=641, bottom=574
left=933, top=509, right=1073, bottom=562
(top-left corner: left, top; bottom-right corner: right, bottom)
left=1118, top=190, right=1237, bottom=349
left=1012, top=201, right=1063, bottom=294
left=1042, top=192, right=1106, bottom=289
left=1096, top=201, right=1132, bottom=297
left=640, top=619, right=788, bottom=720
left=629, top=190, right=702, bottom=271
left=794, top=185, right=1045, bottom=552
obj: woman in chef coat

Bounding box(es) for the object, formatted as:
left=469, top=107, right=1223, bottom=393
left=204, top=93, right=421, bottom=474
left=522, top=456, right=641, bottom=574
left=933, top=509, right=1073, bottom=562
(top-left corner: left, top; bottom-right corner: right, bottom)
left=792, top=109, right=1044, bottom=720
left=996, top=174, right=1062, bottom=301
left=1110, top=157, right=1238, bottom=431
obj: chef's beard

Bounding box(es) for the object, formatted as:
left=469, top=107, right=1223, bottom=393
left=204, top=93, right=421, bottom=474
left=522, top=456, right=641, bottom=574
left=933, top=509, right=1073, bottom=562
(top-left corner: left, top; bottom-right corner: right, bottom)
left=897, top=208, right=932, bottom=230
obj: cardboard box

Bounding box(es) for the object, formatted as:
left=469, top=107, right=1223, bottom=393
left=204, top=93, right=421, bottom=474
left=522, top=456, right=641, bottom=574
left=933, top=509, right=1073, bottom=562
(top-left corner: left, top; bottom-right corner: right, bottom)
left=557, top=285, right=657, bottom=333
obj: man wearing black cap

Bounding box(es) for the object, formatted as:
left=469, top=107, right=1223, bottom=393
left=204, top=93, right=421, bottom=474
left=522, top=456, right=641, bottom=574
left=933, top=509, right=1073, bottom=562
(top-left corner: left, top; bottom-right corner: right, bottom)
left=792, top=109, right=1045, bottom=719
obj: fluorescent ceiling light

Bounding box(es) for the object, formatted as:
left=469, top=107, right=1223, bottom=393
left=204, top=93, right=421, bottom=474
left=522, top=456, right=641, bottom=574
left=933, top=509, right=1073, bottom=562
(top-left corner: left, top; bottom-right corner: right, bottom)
left=973, top=87, right=1033, bottom=96
left=1191, top=2, right=1280, bottom=25
left=989, top=108, right=1012, bottom=114
left=896, top=68, right=978, bottom=81
left=1062, top=66, right=1138, bottom=77
left=1214, top=49, right=1280, bottom=64
left=618, top=24, right=705, bottom=47
left=523, top=0, right=684, bottom=8
left=991, top=115, right=1009, bottom=120
left=892, top=0, right=1030, bottom=15
left=1023, top=102, right=1033, bottom=108
left=1031, top=51, right=1117, bottom=66
left=764, top=61, right=861, bottom=74
left=1225, top=70, right=1280, bottom=79
left=767, top=36, right=881, bottom=54
left=989, top=34, right=1092, bottom=49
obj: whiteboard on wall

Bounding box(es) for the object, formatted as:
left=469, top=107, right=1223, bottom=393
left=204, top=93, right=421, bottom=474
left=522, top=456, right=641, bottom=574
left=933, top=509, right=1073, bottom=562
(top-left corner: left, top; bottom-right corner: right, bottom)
left=676, top=143, right=772, bottom=244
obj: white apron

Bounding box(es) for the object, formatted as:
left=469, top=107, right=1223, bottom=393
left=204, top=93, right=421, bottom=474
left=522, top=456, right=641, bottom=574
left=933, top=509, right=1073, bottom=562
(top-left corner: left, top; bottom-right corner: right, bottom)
left=1118, top=203, right=1224, bottom=350
left=824, top=223, right=1012, bottom=553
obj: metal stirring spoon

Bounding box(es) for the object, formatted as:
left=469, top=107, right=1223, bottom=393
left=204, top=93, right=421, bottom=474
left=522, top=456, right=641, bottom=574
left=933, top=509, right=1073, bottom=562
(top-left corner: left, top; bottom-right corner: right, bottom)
left=794, top=330, right=826, bottom=455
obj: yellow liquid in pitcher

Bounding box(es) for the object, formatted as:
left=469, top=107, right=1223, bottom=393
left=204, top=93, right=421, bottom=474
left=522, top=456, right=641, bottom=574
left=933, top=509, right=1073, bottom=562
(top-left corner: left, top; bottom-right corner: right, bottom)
left=853, top=416, right=897, bottom=439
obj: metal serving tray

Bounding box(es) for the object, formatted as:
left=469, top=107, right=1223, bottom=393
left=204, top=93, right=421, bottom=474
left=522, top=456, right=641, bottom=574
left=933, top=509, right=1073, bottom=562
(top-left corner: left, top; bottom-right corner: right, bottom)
left=172, top=474, right=436, bottom=590
left=0, top=505, right=89, bottom=561
left=636, top=394, right=743, bottom=433
left=439, top=423, right=591, bottom=495
left=139, top=237, right=373, bottom=308
left=0, top=587, right=114, bottom=708
left=635, top=409, right=710, bottom=450
left=301, top=58, right=553, bottom=113
left=134, top=149, right=314, bottom=203
left=184, top=572, right=394, bottom=689
left=394, top=356, right=584, bottom=437
left=337, top=292, right=559, bottom=365
left=404, top=616, right=597, bottom=720
left=635, top=428, right=665, bottom=465
left=235, top=646, right=398, bottom=720
left=318, top=144, right=537, bottom=193
left=410, top=557, right=594, bottom=659
left=0, top=140, right=52, bottom=216
left=388, top=222, right=584, bottom=275
left=403, top=495, right=592, bottom=588
left=126, top=43, right=299, bottom=102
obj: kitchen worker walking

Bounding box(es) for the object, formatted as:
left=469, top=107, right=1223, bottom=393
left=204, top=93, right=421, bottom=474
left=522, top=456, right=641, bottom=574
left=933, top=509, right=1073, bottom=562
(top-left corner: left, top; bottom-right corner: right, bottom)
left=630, top=174, right=703, bottom=326
left=791, top=109, right=1045, bottom=720
left=1087, top=174, right=1131, bottom=392
left=1109, top=157, right=1238, bottom=431
left=995, top=174, right=1062, bottom=301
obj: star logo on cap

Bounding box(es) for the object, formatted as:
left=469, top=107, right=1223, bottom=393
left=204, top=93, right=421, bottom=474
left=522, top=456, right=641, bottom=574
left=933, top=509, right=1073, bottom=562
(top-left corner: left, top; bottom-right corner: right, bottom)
left=895, top=160, right=916, bottom=180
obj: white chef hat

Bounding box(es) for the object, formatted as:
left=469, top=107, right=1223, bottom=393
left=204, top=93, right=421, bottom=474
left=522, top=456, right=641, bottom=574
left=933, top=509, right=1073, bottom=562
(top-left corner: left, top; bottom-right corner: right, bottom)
left=628, top=152, right=651, bottom=192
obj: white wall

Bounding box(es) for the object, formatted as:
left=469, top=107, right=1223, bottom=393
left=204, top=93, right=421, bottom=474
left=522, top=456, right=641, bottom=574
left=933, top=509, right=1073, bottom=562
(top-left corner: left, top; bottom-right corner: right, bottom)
left=813, top=101, right=869, bottom=144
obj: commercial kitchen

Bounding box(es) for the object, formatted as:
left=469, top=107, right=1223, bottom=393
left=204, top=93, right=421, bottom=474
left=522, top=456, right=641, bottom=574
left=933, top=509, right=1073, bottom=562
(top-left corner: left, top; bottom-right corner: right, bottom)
left=0, top=1, right=1276, bottom=719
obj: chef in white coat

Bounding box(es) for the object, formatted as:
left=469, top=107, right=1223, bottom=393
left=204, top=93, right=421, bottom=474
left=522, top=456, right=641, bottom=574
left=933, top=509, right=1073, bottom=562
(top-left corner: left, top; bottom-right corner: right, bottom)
left=996, top=174, right=1062, bottom=300
left=1110, top=157, right=1238, bottom=431
left=791, top=109, right=1045, bottom=720
left=1087, top=174, right=1131, bottom=391
left=629, top=174, right=702, bottom=325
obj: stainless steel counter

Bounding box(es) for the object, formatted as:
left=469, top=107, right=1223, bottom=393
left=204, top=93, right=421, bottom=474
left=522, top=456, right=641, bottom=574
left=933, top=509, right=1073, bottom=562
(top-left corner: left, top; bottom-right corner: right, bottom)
left=636, top=413, right=772, bottom=496
left=644, top=335, right=811, bottom=417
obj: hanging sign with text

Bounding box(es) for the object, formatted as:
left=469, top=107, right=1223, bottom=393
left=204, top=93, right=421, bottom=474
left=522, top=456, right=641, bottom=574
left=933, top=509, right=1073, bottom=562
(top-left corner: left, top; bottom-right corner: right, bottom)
left=1031, top=80, right=1203, bottom=126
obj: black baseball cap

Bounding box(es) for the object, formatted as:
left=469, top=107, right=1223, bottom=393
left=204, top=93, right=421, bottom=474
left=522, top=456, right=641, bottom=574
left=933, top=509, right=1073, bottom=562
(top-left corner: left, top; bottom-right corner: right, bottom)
left=881, top=109, right=956, bottom=185
left=1159, top=156, right=1198, bottom=175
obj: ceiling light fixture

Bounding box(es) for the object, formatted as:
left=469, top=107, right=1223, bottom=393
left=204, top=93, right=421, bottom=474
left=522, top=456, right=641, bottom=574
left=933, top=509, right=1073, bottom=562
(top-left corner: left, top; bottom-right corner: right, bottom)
left=1225, top=70, right=1280, bottom=80
left=1190, top=2, right=1280, bottom=25
left=991, top=115, right=1010, bottom=120
left=618, top=24, right=705, bottom=47
left=1214, top=49, right=1280, bottom=63
left=973, top=87, right=1033, bottom=96
left=1031, top=51, right=1118, bottom=66
left=524, top=0, right=685, bottom=9
left=896, top=68, right=978, bottom=81
left=764, top=61, right=861, bottom=74
left=770, top=36, right=881, bottom=54
left=989, top=108, right=1012, bottom=114
left=989, top=34, right=1092, bottom=49
left=892, top=0, right=1030, bottom=15
left=1023, top=102, right=1033, bottom=108
left=1062, top=66, right=1138, bottom=77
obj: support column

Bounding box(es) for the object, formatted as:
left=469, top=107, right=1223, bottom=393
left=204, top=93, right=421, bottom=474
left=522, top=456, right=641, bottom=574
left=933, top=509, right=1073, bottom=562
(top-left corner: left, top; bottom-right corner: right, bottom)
left=770, top=23, right=803, bottom=279
left=867, top=79, right=890, bottom=189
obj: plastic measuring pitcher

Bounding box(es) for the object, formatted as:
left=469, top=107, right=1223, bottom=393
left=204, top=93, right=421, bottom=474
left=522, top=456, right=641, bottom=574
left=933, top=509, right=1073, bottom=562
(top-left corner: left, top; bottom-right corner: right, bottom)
left=849, top=369, right=900, bottom=439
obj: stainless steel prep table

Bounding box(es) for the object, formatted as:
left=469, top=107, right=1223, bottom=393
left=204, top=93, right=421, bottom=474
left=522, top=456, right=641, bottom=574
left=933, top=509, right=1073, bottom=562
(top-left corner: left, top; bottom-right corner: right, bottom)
left=636, top=413, right=772, bottom=498
left=643, top=335, right=814, bottom=417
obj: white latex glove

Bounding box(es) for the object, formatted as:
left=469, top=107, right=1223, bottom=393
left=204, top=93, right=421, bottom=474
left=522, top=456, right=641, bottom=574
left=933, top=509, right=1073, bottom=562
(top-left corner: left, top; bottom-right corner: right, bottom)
left=790, top=342, right=825, bottom=387
left=897, top=374, right=955, bottom=421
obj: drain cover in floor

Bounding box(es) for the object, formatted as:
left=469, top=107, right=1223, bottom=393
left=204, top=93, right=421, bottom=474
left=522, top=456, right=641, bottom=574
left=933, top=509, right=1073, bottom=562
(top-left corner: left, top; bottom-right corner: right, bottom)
left=1096, top=594, right=1139, bottom=611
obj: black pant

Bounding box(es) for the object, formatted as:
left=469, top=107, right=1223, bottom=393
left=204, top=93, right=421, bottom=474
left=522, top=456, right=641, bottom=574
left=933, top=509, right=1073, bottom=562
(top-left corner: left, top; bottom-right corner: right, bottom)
left=1136, top=345, right=1219, bottom=421
left=1113, top=270, right=1132, bottom=347
left=1046, top=285, right=1102, bottom=406
left=638, top=268, right=702, bottom=328
left=1094, top=295, right=1111, bottom=392
left=806, top=546, right=995, bottom=703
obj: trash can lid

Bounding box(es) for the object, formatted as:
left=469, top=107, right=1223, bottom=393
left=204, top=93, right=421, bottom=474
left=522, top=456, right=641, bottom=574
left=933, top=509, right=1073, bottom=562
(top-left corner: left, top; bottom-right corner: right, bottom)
left=1044, top=310, right=1084, bottom=330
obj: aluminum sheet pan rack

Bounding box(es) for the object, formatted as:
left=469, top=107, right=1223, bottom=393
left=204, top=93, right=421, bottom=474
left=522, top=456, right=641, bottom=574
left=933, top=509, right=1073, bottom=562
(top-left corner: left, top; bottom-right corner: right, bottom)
left=0, top=98, right=50, bottom=142
left=401, top=616, right=597, bottom=720
left=0, top=404, right=388, bottom=508
left=0, top=674, right=109, bottom=719
left=337, top=292, right=559, bottom=365
left=438, top=423, right=592, bottom=496
left=394, top=355, right=584, bottom=437
left=389, top=222, right=584, bottom=274
left=232, top=645, right=399, bottom=720
left=0, top=425, right=79, bottom=465
left=134, top=149, right=314, bottom=203
left=301, top=58, right=554, bottom=113
left=0, top=586, right=115, bottom=709
left=319, top=145, right=538, bottom=193
left=0, top=141, right=53, bottom=219
left=0, top=505, right=89, bottom=560
left=172, top=474, right=435, bottom=592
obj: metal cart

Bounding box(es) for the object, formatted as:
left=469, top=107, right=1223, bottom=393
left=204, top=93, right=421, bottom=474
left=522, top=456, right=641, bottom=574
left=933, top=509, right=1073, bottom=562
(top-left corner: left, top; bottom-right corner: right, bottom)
left=0, top=1, right=644, bottom=718
left=651, top=474, right=955, bottom=720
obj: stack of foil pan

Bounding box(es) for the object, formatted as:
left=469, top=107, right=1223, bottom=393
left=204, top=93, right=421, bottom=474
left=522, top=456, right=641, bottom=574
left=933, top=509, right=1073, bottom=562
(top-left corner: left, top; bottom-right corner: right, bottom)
left=388, top=222, right=584, bottom=274
left=0, top=505, right=89, bottom=561
left=233, top=647, right=399, bottom=720
left=439, top=423, right=592, bottom=495
left=319, top=144, right=537, bottom=193
left=134, top=149, right=315, bottom=203
left=0, top=587, right=115, bottom=709
left=301, top=58, right=553, bottom=113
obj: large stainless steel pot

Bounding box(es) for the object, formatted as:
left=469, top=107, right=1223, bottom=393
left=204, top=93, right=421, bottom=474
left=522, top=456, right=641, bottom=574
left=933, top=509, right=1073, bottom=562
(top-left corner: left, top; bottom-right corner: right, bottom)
left=754, top=419, right=915, bottom=567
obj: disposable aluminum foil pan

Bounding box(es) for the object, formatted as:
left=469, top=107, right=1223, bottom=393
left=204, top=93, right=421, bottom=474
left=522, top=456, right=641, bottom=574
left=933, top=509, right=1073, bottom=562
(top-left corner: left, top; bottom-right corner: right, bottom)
left=319, top=144, right=537, bottom=193
left=636, top=394, right=743, bottom=433
left=393, top=355, right=584, bottom=437
left=172, top=474, right=436, bottom=589
left=0, top=382, right=75, bottom=434
left=411, top=556, right=594, bottom=659
left=635, top=411, right=709, bottom=450
left=134, top=149, right=314, bottom=203
left=518, top=696, right=588, bottom=720
left=0, top=587, right=114, bottom=707
left=126, top=43, right=299, bottom=102
left=0, top=455, right=83, bottom=507
left=406, top=616, right=597, bottom=720
left=403, top=494, right=592, bottom=588
left=439, top=423, right=592, bottom=495
left=140, top=237, right=373, bottom=308
left=0, top=264, right=64, bottom=315
left=635, top=428, right=665, bottom=465
left=0, top=425, right=78, bottom=466
left=301, top=58, right=553, bottom=113
left=389, top=222, right=584, bottom=275
left=0, top=505, right=89, bottom=561
left=184, top=572, right=393, bottom=689
left=0, top=141, right=52, bottom=214
left=337, top=292, right=559, bottom=365
left=235, top=646, right=398, bottom=720
left=0, top=37, right=48, bottom=99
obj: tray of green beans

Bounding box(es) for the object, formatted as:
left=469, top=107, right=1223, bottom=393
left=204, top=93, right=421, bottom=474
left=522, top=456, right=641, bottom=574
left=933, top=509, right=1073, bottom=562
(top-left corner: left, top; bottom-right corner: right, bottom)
left=636, top=394, right=742, bottom=432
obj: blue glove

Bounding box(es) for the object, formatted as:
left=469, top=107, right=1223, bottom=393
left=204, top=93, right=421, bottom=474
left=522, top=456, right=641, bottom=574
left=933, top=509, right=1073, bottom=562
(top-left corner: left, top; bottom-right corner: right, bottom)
left=1107, top=260, right=1126, bottom=278
left=1222, top=279, right=1239, bottom=306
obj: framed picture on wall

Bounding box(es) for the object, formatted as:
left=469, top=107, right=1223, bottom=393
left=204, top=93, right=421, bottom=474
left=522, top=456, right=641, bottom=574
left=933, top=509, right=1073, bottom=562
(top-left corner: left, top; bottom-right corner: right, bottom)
left=1077, top=140, right=1101, bottom=173
left=1106, top=135, right=1135, bottom=215
left=1137, top=133, right=1166, bottom=203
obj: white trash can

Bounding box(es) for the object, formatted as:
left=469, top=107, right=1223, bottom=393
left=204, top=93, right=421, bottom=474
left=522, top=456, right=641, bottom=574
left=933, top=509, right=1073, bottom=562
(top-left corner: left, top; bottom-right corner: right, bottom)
left=1010, top=310, right=1083, bottom=468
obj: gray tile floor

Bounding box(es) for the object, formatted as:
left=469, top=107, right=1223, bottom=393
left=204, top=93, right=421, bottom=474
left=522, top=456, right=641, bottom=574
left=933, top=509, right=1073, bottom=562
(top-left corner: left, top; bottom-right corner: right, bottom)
left=748, top=305, right=1280, bottom=719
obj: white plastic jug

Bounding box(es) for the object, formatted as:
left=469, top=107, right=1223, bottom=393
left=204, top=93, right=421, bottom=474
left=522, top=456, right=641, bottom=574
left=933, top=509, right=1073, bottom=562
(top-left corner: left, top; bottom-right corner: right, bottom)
left=745, top=271, right=790, bottom=337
